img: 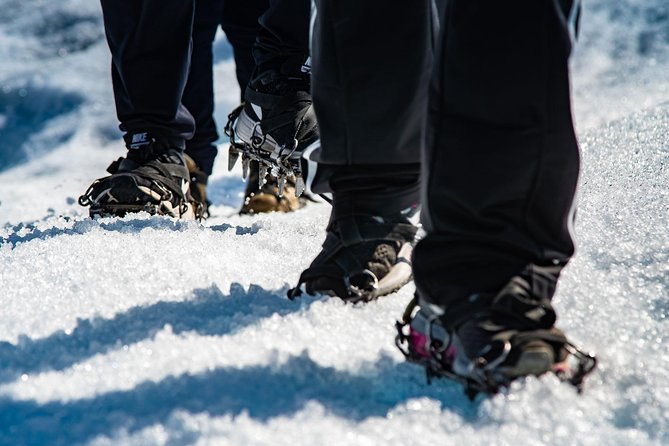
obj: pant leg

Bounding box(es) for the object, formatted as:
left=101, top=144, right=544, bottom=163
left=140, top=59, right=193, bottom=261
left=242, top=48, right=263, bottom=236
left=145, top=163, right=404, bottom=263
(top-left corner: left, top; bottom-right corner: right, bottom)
left=183, top=0, right=223, bottom=174
left=309, top=0, right=434, bottom=215
left=253, top=0, right=311, bottom=75
left=221, top=0, right=270, bottom=95
left=311, top=0, right=433, bottom=167
left=184, top=0, right=270, bottom=174
left=414, top=0, right=581, bottom=306
left=100, top=0, right=195, bottom=148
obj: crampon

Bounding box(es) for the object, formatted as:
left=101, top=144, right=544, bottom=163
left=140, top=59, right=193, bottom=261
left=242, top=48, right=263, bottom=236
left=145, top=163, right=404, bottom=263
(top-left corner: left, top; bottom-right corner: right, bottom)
left=78, top=144, right=199, bottom=220
left=394, top=296, right=598, bottom=399
left=224, top=103, right=311, bottom=199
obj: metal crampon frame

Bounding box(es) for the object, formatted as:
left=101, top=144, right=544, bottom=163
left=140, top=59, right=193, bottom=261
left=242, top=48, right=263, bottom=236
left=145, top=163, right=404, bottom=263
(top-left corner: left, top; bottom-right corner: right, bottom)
left=394, top=297, right=598, bottom=399
left=225, top=104, right=306, bottom=197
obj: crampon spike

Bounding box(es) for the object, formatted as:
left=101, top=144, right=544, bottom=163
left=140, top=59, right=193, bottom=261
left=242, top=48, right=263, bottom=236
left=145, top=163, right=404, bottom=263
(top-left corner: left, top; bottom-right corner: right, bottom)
left=228, top=147, right=240, bottom=171
left=258, top=164, right=268, bottom=189
left=241, top=156, right=250, bottom=179
left=277, top=175, right=286, bottom=197
left=294, top=174, right=305, bottom=197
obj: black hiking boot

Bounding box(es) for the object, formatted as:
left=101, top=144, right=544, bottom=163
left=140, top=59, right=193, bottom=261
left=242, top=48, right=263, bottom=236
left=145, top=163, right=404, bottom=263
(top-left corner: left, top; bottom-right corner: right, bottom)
left=79, top=136, right=195, bottom=219
left=288, top=212, right=418, bottom=303
left=395, top=266, right=597, bottom=398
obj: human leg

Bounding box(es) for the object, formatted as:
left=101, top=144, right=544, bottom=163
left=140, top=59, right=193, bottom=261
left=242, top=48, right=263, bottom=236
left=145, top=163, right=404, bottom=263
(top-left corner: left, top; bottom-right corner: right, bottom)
left=398, top=0, right=595, bottom=395
left=221, top=0, right=270, bottom=95
left=288, top=0, right=435, bottom=301
left=79, top=0, right=197, bottom=218
left=225, top=0, right=316, bottom=212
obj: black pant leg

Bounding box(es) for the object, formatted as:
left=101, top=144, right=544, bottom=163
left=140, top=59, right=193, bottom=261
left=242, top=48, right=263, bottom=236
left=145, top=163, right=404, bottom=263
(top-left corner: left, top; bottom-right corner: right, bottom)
left=309, top=0, right=433, bottom=215
left=253, top=0, right=311, bottom=75
left=183, top=0, right=222, bottom=174
left=184, top=0, right=269, bottom=174
left=100, top=0, right=195, bottom=148
left=311, top=0, right=433, bottom=167
left=414, top=0, right=580, bottom=306
left=222, top=0, right=269, bottom=95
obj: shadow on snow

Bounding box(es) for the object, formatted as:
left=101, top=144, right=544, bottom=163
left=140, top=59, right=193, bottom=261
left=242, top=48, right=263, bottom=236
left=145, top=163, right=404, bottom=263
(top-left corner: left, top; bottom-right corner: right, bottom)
left=0, top=283, right=296, bottom=385
left=0, top=85, right=84, bottom=172
left=0, top=351, right=475, bottom=446
left=0, top=280, right=479, bottom=445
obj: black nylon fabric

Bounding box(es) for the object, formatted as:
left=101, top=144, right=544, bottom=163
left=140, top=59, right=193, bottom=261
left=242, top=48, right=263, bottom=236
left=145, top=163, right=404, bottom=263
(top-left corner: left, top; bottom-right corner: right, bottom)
left=311, top=0, right=433, bottom=166
left=184, top=0, right=270, bottom=175
left=102, top=0, right=271, bottom=175
left=437, top=264, right=562, bottom=331
left=100, top=0, right=197, bottom=144
left=414, top=0, right=580, bottom=307
left=253, top=0, right=311, bottom=75
left=310, top=0, right=580, bottom=309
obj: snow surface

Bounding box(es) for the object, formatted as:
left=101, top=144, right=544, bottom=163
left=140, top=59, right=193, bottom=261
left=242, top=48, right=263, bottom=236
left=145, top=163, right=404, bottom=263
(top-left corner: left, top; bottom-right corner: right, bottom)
left=1, top=1, right=668, bottom=445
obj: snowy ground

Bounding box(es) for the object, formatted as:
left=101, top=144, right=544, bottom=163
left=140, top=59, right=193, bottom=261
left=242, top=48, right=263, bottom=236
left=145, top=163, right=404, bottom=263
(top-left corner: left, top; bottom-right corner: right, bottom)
left=1, top=1, right=668, bottom=445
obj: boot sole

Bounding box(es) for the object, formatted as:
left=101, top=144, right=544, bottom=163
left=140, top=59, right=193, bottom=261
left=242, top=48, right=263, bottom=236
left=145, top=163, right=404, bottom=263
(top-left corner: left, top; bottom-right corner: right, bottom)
left=366, top=242, right=414, bottom=300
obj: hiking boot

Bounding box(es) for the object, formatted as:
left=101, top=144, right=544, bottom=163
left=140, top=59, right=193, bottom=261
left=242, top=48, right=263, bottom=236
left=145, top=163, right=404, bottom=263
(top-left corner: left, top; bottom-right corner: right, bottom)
left=239, top=160, right=307, bottom=214
left=450, top=309, right=568, bottom=392
left=225, top=66, right=319, bottom=192
left=241, top=67, right=318, bottom=158
left=79, top=136, right=195, bottom=219
left=449, top=269, right=568, bottom=388
left=288, top=213, right=418, bottom=303
left=184, top=154, right=210, bottom=219
left=396, top=267, right=597, bottom=397
left=397, top=297, right=567, bottom=396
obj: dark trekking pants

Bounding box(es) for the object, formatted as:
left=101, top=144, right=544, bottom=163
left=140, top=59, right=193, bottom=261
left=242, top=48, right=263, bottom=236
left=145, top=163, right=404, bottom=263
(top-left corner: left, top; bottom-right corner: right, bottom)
left=101, top=0, right=270, bottom=174
left=311, top=0, right=580, bottom=306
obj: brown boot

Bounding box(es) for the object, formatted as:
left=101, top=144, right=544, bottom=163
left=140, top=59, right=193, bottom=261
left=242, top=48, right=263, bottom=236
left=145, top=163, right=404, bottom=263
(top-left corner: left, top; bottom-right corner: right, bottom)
left=184, top=155, right=210, bottom=219
left=240, top=161, right=307, bottom=214
left=79, top=138, right=195, bottom=219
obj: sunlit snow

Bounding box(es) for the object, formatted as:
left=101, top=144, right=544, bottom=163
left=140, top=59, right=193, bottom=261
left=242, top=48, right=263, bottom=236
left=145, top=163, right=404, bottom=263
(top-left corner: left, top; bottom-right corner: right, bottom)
left=0, top=1, right=668, bottom=445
